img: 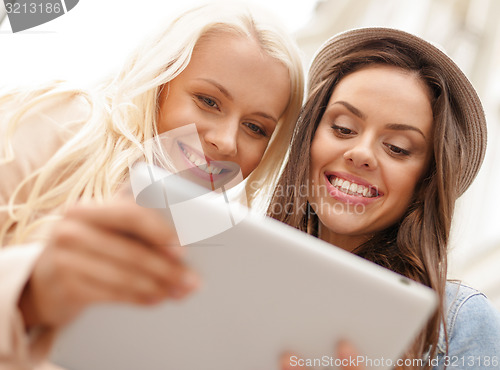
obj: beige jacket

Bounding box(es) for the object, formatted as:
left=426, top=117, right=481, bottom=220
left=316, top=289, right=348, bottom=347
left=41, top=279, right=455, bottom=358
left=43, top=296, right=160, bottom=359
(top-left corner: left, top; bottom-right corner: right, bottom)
left=0, top=94, right=88, bottom=370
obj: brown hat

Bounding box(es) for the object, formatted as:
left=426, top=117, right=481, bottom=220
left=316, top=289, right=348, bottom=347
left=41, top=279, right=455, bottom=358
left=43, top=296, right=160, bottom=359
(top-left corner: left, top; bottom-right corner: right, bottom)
left=308, top=27, right=487, bottom=196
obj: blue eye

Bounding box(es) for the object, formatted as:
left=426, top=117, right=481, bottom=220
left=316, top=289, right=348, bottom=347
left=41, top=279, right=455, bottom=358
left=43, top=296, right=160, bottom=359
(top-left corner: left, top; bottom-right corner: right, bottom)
left=244, top=122, right=266, bottom=137
left=196, top=95, right=219, bottom=109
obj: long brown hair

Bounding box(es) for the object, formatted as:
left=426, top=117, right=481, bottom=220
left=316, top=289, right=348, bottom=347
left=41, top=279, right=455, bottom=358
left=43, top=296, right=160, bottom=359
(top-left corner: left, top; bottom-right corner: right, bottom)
left=268, top=39, right=470, bottom=367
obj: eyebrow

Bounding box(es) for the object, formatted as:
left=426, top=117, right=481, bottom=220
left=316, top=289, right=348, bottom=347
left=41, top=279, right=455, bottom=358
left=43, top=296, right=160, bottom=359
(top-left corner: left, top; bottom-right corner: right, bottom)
left=385, top=123, right=426, bottom=139
left=198, top=78, right=279, bottom=123
left=332, top=101, right=366, bottom=119
left=198, top=78, right=233, bottom=101
left=332, top=100, right=426, bottom=139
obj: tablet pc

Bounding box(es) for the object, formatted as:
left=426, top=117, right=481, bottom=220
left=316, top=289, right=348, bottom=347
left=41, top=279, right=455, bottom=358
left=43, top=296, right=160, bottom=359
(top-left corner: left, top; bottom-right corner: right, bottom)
left=50, top=164, right=437, bottom=370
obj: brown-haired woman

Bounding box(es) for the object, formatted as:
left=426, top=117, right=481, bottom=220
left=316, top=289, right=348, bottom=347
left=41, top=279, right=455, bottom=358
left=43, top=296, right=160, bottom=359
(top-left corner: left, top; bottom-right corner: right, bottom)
left=271, top=28, right=500, bottom=369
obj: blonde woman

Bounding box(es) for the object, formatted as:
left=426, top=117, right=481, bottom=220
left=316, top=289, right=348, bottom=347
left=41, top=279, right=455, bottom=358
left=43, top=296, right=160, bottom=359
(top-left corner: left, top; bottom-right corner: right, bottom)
left=0, top=2, right=304, bottom=368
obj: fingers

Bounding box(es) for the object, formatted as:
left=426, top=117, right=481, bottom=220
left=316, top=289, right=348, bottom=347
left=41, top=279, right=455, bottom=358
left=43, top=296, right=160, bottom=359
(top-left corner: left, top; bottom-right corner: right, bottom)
left=53, top=217, right=192, bottom=289
left=60, top=241, right=193, bottom=304
left=50, top=208, right=199, bottom=302
left=66, top=198, right=183, bottom=259
left=279, top=341, right=364, bottom=370
left=337, top=340, right=364, bottom=370
left=24, top=197, right=200, bottom=328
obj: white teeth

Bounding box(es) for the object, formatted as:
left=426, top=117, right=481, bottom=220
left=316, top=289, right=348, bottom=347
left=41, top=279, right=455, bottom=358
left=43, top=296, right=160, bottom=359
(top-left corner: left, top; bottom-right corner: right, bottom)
left=180, top=144, right=223, bottom=175
left=329, top=176, right=376, bottom=198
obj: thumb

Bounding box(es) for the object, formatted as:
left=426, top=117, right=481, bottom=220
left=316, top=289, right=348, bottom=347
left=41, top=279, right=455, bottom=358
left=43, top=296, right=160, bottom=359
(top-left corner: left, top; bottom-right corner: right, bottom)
left=337, top=340, right=364, bottom=370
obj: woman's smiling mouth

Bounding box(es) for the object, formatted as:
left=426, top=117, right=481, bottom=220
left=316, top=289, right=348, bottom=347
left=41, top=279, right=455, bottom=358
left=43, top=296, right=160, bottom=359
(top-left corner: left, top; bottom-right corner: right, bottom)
left=175, top=141, right=242, bottom=191
left=328, top=175, right=379, bottom=198
left=178, top=141, right=225, bottom=175
left=323, top=172, right=383, bottom=204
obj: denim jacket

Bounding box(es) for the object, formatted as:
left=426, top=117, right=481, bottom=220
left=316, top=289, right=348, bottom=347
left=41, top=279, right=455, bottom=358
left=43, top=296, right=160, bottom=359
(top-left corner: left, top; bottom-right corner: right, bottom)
left=431, top=281, right=500, bottom=369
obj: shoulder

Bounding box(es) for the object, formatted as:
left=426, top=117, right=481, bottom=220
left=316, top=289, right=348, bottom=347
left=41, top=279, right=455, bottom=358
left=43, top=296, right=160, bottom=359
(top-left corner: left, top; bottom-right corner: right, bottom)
left=438, top=281, right=500, bottom=358
left=444, top=281, right=500, bottom=327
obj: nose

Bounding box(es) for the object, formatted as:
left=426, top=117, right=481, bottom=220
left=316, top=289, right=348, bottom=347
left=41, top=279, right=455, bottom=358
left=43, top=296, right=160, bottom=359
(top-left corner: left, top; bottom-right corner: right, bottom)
left=343, top=138, right=378, bottom=170
left=203, top=120, right=238, bottom=157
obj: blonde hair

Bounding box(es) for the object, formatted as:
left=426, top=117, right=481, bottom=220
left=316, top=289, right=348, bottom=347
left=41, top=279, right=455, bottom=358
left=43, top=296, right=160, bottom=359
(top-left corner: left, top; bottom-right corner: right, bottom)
left=0, top=1, right=304, bottom=244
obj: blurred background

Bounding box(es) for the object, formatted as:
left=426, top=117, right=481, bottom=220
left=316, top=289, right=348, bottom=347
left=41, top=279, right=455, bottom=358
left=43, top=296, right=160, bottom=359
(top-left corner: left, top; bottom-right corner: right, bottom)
left=1, top=0, right=499, bottom=308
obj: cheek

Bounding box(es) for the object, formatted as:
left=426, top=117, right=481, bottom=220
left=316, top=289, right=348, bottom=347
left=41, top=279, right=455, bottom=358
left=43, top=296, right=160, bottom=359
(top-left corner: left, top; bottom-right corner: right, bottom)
left=310, top=132, right=342, bottom=173
left=310, top=140, right=320, bottom=166
left=385, top=165, right=425, bottom=214
left=157, top=117, right=174, bottom=135
left=238, top=141, right=268, bottom=177
left=310, top=135, right=324, bottom=171
left=157, top=104, right=179, bottom=134
left=157, top=97, right=197, bottom=134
